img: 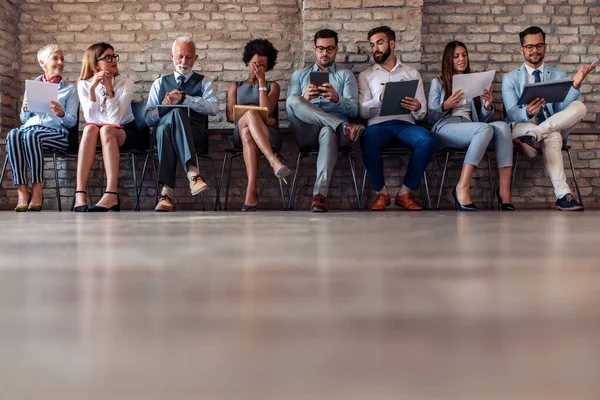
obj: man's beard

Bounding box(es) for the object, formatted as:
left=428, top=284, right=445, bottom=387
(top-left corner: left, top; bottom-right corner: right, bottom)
left=373, top=47, right=392, bottom=64
left=525, top=52, right=545, bottom=66
left=317, top=56, right=334, bottom=69
left=175, top=64, right=191, bottom=74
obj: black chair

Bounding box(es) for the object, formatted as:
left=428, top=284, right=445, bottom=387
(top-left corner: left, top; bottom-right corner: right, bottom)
left=137, top=105, right=220, bottom=211
left=287, top=121, right=361, bottom=210
left=510, top=137, right=583, bottom=207
left=217, top=107, right=287, bottom=210
left=432, top=148, right=495, bottom=209
left=0, top=111, right=81, bottom=211
left=359, top=144, right=431, bottom=210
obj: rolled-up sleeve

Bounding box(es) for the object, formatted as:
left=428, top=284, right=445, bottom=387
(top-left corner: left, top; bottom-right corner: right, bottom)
left=183, top=77, right=218, bottom=116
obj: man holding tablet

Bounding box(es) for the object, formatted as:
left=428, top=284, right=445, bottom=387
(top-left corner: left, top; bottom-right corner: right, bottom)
left=358, top=26, right=436, bottom=211
left=502, top=26, right=596, bottom=211
left=286, top=29, right=363, bottom=212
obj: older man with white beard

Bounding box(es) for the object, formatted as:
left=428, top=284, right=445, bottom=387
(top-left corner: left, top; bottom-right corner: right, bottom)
left=145, top=36, right=218, bottom=212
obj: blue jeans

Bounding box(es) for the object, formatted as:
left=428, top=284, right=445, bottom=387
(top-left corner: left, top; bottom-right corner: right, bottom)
left=360, top=120, right=436, bottom=192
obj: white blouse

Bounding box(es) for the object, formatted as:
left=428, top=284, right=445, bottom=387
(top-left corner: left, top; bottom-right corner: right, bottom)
left=77, top=75, right=135, bottom=125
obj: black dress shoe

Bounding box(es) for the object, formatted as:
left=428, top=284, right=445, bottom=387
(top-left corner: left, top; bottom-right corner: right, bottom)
left=73, top=190, right=88, bottom=212
left=452, top=187, right=477, bottom=211
left=496, top=189, right=516, bottom=211
left=88, top=191, right=121, bottom=212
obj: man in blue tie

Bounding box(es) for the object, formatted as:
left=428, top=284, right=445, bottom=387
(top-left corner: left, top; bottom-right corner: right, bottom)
left=145, top=37, right=218, bottom=212
left=502, top=26, right=596, bottom=211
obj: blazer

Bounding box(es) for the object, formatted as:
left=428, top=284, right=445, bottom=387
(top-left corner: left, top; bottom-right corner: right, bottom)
left=427, top=77, right=494, bottom=132
left=501, top=62, right=581, bottom=123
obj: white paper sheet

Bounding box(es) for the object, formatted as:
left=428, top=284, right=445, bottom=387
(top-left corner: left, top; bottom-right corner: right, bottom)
left=452, top=70, right=496, bottom=100
left=25, top=80, right=58, bottom=114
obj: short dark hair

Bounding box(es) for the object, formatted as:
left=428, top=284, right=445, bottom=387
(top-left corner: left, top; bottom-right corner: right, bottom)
left=519, top=26, right=546, bottom=46
left=314, top=29, right=338, bottom=46
left=368, top=26, right=396, bottom=42
left=242, top=39, right=278, bottom=71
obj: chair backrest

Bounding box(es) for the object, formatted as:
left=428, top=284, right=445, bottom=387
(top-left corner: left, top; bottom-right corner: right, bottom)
left=66, top=108, right=81, bottom=154
left=131, top=100, right=150, bottom=135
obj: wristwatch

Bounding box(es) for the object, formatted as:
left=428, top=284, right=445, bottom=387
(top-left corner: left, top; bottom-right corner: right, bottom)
left=258, top=86, right=268, bottom=92
left=178, top=92, right=187, bottom=104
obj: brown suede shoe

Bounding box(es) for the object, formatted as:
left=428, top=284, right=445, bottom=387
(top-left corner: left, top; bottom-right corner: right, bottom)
left=155, top=194, right=174, bottom=212
left=189, top=175, right=209, bottom=196
left=394, top=193, right=422, bottom=211
left=311, top=194, right=328, bottom=212
left=371, top=193, right=391, bottom=211
left=343, top=123, right=365, bottom=142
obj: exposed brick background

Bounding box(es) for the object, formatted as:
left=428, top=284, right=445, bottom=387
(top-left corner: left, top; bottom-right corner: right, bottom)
left=0, top=0, right=598, bottom=211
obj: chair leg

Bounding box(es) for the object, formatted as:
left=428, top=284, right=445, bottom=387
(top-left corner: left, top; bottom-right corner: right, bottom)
left=360, top=166, right=368, bottom=208
left=224, top=153, right=236, bottom=210
left=137, top=153, right=151, bottom=211
left=130, top=153, right=138, bottom=211
left=422, top=171, right=431, bottom=210
left=487, top=153, right=493, bottom=209
left=52, top=152, right=62, bottom=212
left=436, top=152, right=450, bottom=210
left=565, top=148, right=584, bottom=207
left=511, top=152, right=519, bottom=191
left=0, top=153, right=8, bottom=192
left=287, top=153, right=303, bottom=210
left=217, top=153, right=229, bottom=211
left=348, top=153, right=361, bottom=210
left=208, top=157, right=219, bottom=211
left=151, top=156, right=159, bottom=207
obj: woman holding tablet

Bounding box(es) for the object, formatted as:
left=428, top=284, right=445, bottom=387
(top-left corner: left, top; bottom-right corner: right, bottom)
left=225, top=39, right=290, bottom=211
left=75, top=42, right=146, bottom=212
left=428, top=41, right=514, bottom=211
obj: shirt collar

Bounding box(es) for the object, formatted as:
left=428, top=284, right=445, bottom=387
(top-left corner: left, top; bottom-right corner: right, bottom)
left=373, top=56, right=402, bottom=73
left=174, top=70, right=195, bottom=81
left=37, top=75, right=65, bottom=88
left=311, top=63, right=337, bottom=73
left=524, top=63, right=544, bottom=76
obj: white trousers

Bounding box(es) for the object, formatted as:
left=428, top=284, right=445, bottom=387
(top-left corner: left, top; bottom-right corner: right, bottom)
left=511, top=101, right=587, bottom=198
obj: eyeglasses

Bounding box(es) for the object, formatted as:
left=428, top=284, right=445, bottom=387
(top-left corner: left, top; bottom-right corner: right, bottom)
left=315, top=46, right=337, bottom=54
left=97, top=54, right=119, bottom=63
left=522, top=43, right=546, bottom=52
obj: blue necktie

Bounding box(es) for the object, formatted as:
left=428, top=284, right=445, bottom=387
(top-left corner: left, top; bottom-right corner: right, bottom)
left=177, top=75, right=185, bottom=90
left=532, top=69, right=546, bottom=122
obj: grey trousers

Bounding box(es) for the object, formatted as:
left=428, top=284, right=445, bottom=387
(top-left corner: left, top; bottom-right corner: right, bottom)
left=155, top=108, right=208, bottom=188
left=286, top=94, right=348, bottom=197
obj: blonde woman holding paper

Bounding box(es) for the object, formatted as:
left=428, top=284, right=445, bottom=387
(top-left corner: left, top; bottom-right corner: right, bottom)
left=5, top=44, right=79, bottom=212
left=226, top=39, right=290, bottom=211
left=428, top=41, right=514, bottom=211
left=75, top=42, right=146, bottom=212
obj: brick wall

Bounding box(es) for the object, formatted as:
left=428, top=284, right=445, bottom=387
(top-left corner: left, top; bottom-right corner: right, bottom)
left=0, top=0, right=599, bottom=210
left=0, top=0, right=19, bottom=136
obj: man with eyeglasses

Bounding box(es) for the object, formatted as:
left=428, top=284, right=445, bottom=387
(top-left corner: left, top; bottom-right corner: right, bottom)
left=502, top=26, right=596, bottom=211
left=145, top=36, right=218, bottom=212
left=286, top=29, right=363, bottom=212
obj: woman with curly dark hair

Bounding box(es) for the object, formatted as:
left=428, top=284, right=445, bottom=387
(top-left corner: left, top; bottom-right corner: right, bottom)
left=226, top=39, right=290, bottom=211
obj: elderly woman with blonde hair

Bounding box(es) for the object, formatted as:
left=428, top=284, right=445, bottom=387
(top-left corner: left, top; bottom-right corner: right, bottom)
left=5, top=44, right=79, bottom=211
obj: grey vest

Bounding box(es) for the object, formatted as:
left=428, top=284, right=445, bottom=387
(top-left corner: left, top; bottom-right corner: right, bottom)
left=159, top=72, right=207, bottom=128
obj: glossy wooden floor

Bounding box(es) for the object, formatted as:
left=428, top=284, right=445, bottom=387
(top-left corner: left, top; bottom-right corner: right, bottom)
left=0, top=211, right=599, bottom=399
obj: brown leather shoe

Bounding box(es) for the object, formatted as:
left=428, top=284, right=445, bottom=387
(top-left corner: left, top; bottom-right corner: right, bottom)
left=189, top=175, right=209, bottom=196
left=155, top=194, right=174, bottom=212
left=311, top=194, right=328, bottom=212
left=343, top=123, right=365, bottom=142
left=371, top=193, right=391, bottom=211
left=394, top=192, right=422, bottom=211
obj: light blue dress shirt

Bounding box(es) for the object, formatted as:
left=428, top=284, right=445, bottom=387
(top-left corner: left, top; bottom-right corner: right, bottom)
left=20, top=75, right=79, bottom=131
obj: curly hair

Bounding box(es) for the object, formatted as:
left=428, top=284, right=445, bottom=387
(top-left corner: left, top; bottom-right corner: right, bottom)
left=242, top=39, right=278, bottom=71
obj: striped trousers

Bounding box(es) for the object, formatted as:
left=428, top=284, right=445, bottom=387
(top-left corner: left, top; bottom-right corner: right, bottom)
left=6, top=125, right=69, bottom=185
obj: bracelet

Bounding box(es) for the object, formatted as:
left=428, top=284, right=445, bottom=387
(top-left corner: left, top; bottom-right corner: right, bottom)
left=258, top=86, right=268, bottom=92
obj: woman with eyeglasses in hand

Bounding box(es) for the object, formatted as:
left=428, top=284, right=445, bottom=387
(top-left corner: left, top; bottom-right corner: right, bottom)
left=75, top=42, right=146, bottom=212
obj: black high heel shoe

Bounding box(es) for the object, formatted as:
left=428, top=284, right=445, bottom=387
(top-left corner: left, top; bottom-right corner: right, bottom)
left=452, top=187, right=478, bottom=212
left=88, top=191, right=121, bottom=212
left=73, top=190, right=88, bottom=212
left=242, top=194, right=258, bottom=212
left=496, top=189, right=516, bottom=211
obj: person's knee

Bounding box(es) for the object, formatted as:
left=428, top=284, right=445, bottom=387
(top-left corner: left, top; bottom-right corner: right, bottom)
left=6, top=129, right=21, bottom=143
left=416, top=129, right=437, bottom=152
left=286, top=94, right=303, bottom=111
left=246, top=110, right=262, bottom=124
left=99, top=126, right=117, bottom=143
left=240, top=128, right=255, bottom=146
left=492, top=122, right=511, bottom=140
left=474, top=124, right=494, bottom=140
left=569, top=100, right=587, bottom=120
